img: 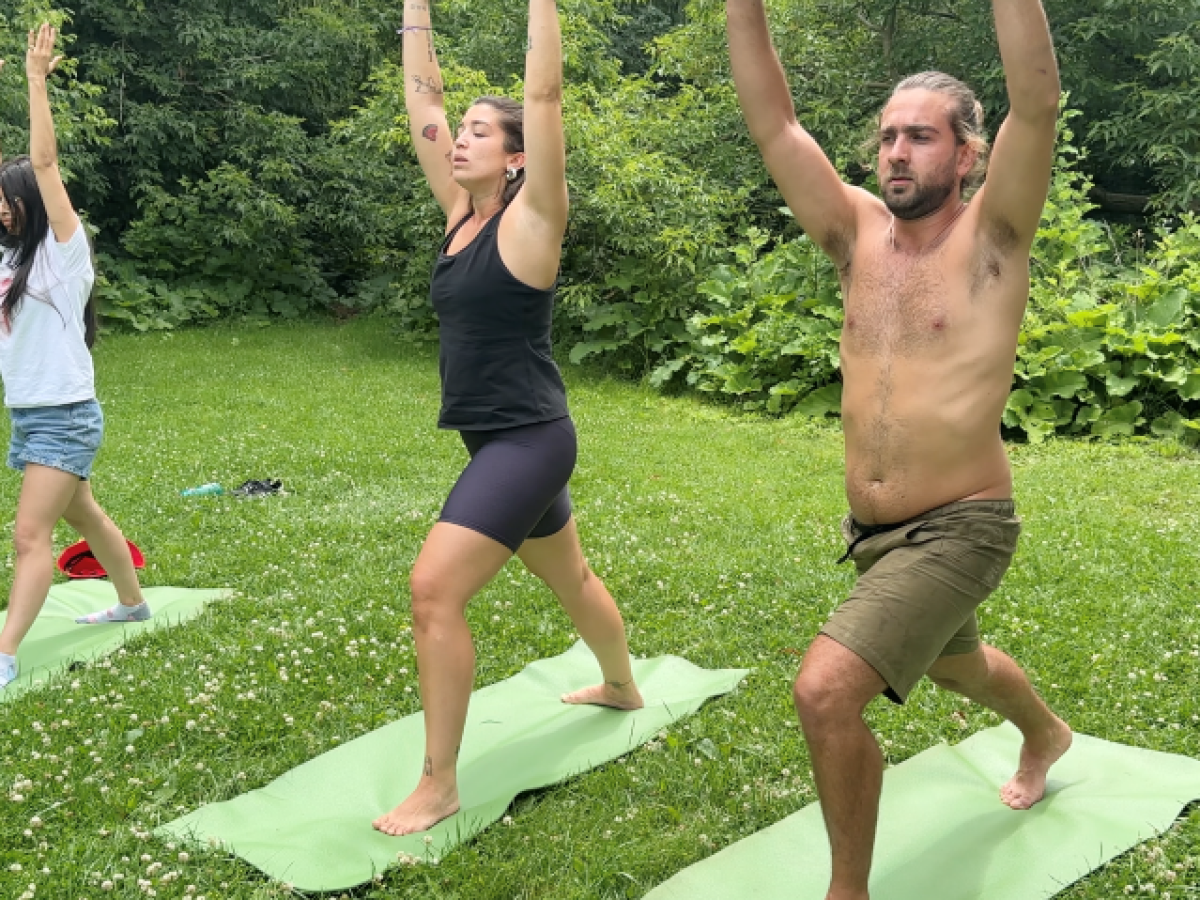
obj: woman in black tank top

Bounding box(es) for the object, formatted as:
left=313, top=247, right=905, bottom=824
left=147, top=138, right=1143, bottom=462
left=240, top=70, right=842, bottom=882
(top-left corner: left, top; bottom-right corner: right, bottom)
left=373, top=0, right=644, bottom=838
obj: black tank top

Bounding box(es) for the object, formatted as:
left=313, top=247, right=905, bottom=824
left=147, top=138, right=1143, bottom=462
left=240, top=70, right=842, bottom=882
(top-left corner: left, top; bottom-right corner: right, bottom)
left=430, top=208, right=569, bottom=430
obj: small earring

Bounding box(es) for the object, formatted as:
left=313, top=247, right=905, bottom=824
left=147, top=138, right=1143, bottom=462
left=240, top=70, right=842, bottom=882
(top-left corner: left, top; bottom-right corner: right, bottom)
left=506, top=167, right=519, bottom=182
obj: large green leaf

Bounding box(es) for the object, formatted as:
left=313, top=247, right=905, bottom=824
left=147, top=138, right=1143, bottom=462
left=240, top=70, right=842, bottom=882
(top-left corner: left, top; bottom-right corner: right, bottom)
left=1104, top=372, right=1140, bottom=397
left=793, top=384, right=843, bottom=418
left=1039, top=370, right=1089, bottom=399
left=1091, top=401, right=1145, bottom=438
left=1143, top=287, right=1188, bottom=329
left=1179, top=373, right=1200, bottom=401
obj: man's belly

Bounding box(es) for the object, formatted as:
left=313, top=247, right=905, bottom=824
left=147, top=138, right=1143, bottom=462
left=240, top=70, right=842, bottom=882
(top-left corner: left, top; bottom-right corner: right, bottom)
left=841, top=363, right=1013, bottom=524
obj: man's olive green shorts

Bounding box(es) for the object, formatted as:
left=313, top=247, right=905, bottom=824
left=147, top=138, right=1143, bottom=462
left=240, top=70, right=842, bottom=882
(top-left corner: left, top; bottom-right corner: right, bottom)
left=821, top=499, right=1021, bottom=704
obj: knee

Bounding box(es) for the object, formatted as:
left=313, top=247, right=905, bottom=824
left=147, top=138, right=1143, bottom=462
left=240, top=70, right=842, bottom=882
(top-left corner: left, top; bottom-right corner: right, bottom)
left=408, top=567, right=438, bottom=630
left=793, top=670, right=853, bottom=725
left=11, top=523, right=49, bottom=559
left=408, top=565, right=463, bottom=633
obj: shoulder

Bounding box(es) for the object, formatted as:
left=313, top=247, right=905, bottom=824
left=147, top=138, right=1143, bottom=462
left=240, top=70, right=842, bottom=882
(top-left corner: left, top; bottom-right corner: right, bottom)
left=48, top=224, right=94, bottom=277
left=837, top=191, right=889, bottom=266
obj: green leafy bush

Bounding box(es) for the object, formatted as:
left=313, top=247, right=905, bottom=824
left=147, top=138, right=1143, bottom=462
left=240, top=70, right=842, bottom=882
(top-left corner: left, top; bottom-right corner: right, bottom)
left=559, top=78, right=752, bottom=372
left=1010, top=212, right=1200, bottom=444
left=650, top=228, right=842, bottom=414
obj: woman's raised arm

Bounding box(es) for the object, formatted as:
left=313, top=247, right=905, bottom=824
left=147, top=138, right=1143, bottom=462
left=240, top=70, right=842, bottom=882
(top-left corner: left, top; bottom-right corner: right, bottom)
left=402, top=1, right=466, bottom=221
left=26, top=24, right=79, bottom=243
left=511, top=0, right=567, bottom=238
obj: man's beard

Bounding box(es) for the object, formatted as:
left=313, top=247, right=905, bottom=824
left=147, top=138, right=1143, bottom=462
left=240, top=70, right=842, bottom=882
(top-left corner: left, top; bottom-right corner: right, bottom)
left=883, top=162, right=958, bottom=221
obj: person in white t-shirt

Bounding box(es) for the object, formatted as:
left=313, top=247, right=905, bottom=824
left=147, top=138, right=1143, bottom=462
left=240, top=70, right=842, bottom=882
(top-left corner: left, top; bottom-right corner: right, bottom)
left=0, top=24, right=151, bottom=690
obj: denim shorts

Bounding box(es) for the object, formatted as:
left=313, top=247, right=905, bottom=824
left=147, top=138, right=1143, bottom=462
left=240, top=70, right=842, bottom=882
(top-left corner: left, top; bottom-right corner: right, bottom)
left=7, top=399, right=104, bottom=480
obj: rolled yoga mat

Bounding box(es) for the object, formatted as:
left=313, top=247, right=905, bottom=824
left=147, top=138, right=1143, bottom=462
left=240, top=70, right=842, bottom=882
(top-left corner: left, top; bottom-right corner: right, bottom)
left=158, top=641, right=748, bottom=892
left=646, top=722, right=1200, bottom=900
left=0, top=581, right=231, bottom=702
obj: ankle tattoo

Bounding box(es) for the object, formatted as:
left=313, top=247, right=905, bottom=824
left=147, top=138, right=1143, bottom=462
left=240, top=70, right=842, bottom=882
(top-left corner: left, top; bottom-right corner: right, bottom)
left=606, top=677, right=633, bottom=689
left=423, top=756, right=433, bottom=777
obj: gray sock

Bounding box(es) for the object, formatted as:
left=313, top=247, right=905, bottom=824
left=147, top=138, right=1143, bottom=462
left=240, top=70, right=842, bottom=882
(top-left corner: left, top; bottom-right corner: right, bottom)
left=0, top=652, right=17, bottom=688
left=75, top=601, right=152, bottom=625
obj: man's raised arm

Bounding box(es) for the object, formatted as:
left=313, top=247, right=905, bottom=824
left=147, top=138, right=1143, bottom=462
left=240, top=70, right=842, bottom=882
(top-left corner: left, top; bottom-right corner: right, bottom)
left=975, top=0, right=1060, bottom=248
left=725, top=0, right=857, bottom=263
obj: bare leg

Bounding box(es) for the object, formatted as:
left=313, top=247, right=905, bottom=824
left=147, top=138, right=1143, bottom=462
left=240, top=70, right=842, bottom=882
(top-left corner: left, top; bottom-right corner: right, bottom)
left=0, top=465, right=81, bottom=657
left=928, top=645, right=1072, bottom=810
left=517, top=516, right=643, bottom=710
left=793, top=635, right=888, bottom=900
left=62, top=482, right=145, bottom=606
left=372, top=522, right=511, bottom=837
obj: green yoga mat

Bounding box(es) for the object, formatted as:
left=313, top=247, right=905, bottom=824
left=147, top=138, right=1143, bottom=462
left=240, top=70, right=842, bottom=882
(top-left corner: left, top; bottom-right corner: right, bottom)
left=159, top=642, right=747, bottom=891
left=647, top=723, right=1200, bottom=900
left=0, top=582, right=230, bottom=701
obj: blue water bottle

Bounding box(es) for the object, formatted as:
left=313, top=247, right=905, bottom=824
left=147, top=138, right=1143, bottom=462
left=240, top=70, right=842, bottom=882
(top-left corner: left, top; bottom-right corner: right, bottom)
left=181, top=483, right=224, bottom=497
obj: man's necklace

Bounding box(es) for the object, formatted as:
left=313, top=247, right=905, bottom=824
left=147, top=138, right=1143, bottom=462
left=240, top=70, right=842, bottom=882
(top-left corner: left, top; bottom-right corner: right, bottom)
left=888, top=202, right=968, bottom=255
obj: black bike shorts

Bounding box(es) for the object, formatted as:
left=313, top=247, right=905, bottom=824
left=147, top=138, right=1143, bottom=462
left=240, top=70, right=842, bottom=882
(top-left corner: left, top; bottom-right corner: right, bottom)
left=438, top=417, right=575, bottom=552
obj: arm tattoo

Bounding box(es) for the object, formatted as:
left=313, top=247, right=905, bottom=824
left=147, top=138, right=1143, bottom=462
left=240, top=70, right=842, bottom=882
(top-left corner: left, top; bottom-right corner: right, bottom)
left=412, top=74, right=443, bottom=95
left=427, top=32, right=434, bottom=63
left=422, top=124, right=439, bottom=142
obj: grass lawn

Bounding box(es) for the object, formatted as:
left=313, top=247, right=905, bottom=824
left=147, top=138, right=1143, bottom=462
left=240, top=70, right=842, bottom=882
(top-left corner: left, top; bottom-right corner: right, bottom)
left=0, top=319, right=1197, bottom=899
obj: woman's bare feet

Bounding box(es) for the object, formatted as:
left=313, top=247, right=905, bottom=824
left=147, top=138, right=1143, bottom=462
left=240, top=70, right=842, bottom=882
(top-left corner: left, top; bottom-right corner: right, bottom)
left=1000, top=716, right=1073, bottom=810
left=373, top=779, right=460, bottom=836
left=561, top=680, right=644, bottom=710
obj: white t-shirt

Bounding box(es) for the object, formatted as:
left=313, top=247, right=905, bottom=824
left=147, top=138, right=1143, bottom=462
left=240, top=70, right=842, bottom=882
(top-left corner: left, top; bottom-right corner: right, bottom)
left=0, top=224, right=96, bottom=408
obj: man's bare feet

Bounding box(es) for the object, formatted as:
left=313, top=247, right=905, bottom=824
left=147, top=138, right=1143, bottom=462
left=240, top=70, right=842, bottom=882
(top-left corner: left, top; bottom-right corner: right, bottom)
left=373, top=780, right=460, bottom=836
left=561, top=680, right=644, bottom=710
left=1000, top=716, right=1073, bottom=810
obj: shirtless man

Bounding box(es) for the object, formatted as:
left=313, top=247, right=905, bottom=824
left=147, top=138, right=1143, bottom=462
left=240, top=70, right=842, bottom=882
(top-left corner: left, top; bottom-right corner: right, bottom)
left=727, top=2, right=1072, bottom=897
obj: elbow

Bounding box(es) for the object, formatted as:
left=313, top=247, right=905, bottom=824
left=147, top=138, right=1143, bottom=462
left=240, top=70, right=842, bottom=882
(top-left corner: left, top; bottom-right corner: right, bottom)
left=30, top=152, right=59, bottom=172
left=525, top=84, right=563, bottom=105
left=1018, top=72, right=1062, bottom=119
left=1031, top=93, right=1062, bottom=125
left=1013, top=85, right=1061, bottom=125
